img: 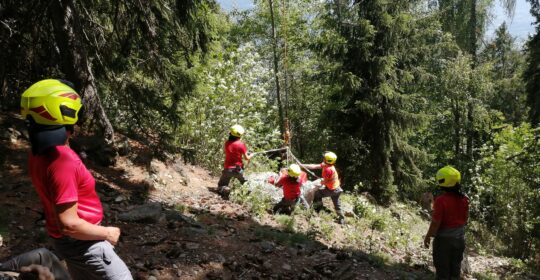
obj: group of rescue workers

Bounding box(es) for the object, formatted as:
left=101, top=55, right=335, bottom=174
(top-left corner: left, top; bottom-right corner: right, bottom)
left=0, top=79, right=469, bottom=280
left=216, top=124, right=344, bottom=224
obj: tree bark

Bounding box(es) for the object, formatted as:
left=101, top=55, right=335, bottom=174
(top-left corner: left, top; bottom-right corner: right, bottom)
left=466, top=0, right=477, bottom=162
left=50, top=0, right=115, bottom=145
left=269, top=0, right=285, bottom=137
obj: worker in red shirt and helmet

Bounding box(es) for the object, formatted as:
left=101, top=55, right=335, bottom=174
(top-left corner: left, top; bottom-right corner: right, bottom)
left=20, top=79, right=132, bottom=280
left=303, top=151, right=345, bottom=224
left=424, top=166, right=469, bottom=280
left=217, top=124, right=253, bottom=199
left=268, top=164, right=309, bottom=214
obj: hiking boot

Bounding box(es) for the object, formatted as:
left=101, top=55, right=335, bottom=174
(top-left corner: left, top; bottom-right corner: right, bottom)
left=219, top=187, right=230, bottom=200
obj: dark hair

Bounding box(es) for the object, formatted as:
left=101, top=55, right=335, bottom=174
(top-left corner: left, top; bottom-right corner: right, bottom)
left=287, top=176, right=299, bottom=183
left=441, top=183, right=466, bottom=197
left=228, top=134, right=240, bottom=141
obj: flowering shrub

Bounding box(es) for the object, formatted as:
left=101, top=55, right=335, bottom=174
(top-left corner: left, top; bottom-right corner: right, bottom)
left=178, top=43, right=282, bottom=172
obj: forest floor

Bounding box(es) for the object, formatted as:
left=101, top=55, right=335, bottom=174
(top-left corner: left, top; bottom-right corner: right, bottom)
left=0, top=113, right=536, bottom=280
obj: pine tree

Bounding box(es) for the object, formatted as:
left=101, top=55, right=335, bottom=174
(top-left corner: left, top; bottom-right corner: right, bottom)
left=525, top=0, right=540, bottom=126
left=316, top=0, right=425, bottom=203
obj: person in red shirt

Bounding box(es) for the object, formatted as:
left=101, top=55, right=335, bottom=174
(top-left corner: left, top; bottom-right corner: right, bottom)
left=21, top=79, right=132, bottom=279
left=424, top=166, right=469, bottom=280
left=303, top=151, right=345, bottom=224
left=268, top=164, right=308, bottom=214
left=217, top=124, right=253, bottom=198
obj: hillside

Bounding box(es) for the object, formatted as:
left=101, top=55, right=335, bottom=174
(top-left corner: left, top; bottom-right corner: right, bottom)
left=0, top=114, right=535, bottom=280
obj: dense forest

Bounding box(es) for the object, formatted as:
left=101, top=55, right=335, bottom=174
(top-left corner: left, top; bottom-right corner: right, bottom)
left=1, top=0, right=539, bottom=271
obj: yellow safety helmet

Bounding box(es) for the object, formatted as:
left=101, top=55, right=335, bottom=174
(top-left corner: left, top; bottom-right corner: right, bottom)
left=230, top=124, right=245, bottom=137
left=287, top=164, right=302, bottom=178
left=21, top=79, right=82, bottom=126
left=323, top=151, right=337, bottom=165
left=436, top=166, right=461, bottom=187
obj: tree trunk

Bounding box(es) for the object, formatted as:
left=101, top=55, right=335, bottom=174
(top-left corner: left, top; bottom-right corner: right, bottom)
left=269, top=0, right=285, bottom=137
left=466, top=0, right=477, bottom=162
left=50, top=0, right=115, bottom=145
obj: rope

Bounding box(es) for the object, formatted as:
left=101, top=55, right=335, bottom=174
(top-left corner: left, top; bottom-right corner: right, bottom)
left=287, top=149, right=320, bottom=179
left=250, top=147, right=288, bottom=155
left=250, top=146, right=321, bottom=179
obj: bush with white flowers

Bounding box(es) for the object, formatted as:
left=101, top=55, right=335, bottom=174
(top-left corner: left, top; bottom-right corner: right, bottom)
left=178, top=43, right=282, bottom=172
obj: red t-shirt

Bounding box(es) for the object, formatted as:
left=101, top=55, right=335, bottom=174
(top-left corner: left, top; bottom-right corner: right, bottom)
left=432, top=192, right=469, bottom=229
left=223, top=140, right=247, bottom=169
left=29, top=145, right=103, bottom=238
left=276, top=170, right=307, bottom=200
left=321, top=163, right=340, bottom=189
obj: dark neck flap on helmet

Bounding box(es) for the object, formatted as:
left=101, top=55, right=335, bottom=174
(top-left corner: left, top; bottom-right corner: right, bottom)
left=28, top=124, right=68, bottom=155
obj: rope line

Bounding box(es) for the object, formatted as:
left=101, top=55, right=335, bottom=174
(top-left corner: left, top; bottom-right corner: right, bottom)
left=250, top=147, right=288, bottom=155
left=250, top=146, right=321, bottom=179
left=287, top=148, right=321, bottom=179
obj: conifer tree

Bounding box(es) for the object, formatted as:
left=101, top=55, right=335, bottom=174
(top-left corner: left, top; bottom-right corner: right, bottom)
left=317, top=0, right=425, bottom=203
left=525, top=0, right=540, bottom=126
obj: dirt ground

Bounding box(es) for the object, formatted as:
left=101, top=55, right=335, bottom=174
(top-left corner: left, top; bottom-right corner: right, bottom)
left=0, top=114, right=534, bottom=280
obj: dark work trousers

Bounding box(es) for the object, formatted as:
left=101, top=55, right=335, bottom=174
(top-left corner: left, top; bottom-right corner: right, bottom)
left=0, top=248, right=71, bottom=280
left=217, top=167, right=247, bottom=193
left=313, top=187, right=344, bottom=218
left=433, top=236, right=465, bottom=280
left=273, top=198, right=298, bottom=215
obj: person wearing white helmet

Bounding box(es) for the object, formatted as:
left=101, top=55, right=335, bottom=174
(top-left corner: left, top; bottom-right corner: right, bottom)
left=217, top=124, right=253, bottom=198
left=303, top=151, right=345, bottom=224
left=267, top=164, right=309, bottom=214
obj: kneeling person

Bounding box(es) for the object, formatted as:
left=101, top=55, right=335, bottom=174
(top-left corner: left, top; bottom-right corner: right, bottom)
left=268, top=164, right=308, bottom=215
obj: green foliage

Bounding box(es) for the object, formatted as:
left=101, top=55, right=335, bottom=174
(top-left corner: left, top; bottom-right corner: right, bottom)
left=253, top=227, right=311, bottom=246
left=471, top=123, right=540, bottom=258
left=347, top=192, right=376, bottom=219
left=175, top=203, right=188, bottom=214
left=472, top=272, right=499, bottom=280
left=314, top=0, right=435, bottom=204
left=230, top=180, right=274, bottom=218
left=370, top=216, right=388, bottom=232
left=177, top=43, right=281, bottom=171
left=525, top=0, right=540, bottom=126
left=275, top=214, right=295, bottom=232
left=480, top=23, right=528, bottom=125
left=0, top=0, right=219, bottom=145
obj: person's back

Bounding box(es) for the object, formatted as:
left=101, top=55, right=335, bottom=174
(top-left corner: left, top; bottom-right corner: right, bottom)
left=424, top=166, right=469, bottom=280
left=217, top=125, right=252, bottom=198
left=277, top=170, right=307, bottom=201
left=223, top=139, right=247, bottom=169
left=434, top=192, right=468, bottom=233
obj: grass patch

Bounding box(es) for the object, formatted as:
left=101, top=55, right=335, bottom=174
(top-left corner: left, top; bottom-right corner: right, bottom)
left=253, top=226, right=311, bottom=246
left=230, top=181, right=274, bottom=218
left=275, top=214, right=295, bottom=232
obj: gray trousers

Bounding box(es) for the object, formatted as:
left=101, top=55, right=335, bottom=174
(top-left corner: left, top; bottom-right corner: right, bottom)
left=217, top=168, right=246, bottom=192
left=313, top=187, right=344, bottom=218
left=433, top=236, right=465, bottom=280
left=53, top=238, right=132, bottom=280
left=0, top=248, right=71, bottom=280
